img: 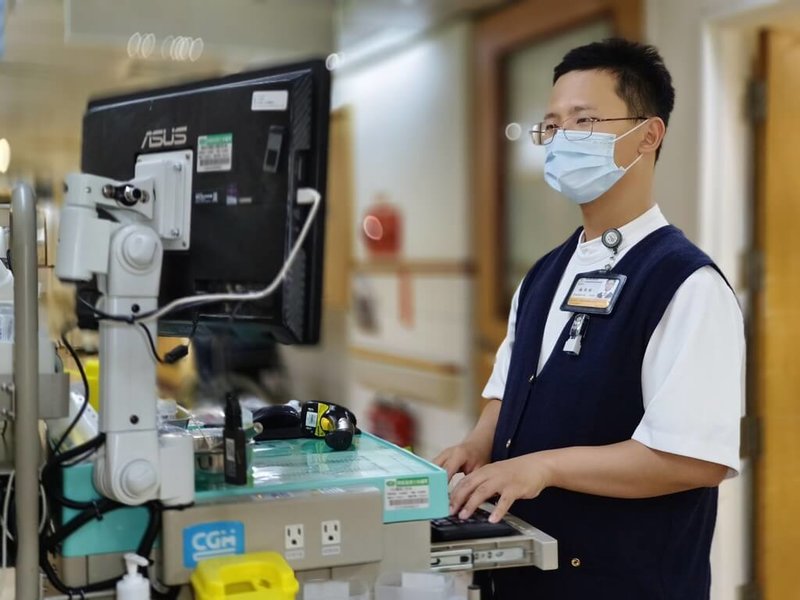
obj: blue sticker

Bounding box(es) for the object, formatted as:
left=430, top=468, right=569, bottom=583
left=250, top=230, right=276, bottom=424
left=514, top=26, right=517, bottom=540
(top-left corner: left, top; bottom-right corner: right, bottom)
left=183, top=521, right=245, bottom=568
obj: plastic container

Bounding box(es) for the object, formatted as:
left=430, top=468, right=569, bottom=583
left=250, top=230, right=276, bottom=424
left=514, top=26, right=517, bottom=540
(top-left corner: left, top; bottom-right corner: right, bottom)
left=303, top=579, right=369, bottom=600
left=190, top=551, right=299, bottom=600
left=65, top=356, right=100, bottom=412
left=45, top=390, right=99, bottom=450
left=116, top=553, right=150, bottom=600
left=374, top=573, right=455, bottom=600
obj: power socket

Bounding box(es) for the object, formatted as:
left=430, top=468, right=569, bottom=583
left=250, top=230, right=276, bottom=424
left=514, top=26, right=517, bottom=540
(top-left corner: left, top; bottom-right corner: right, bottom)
left=284, top=524, right=305, bottom=550
left=321, top=519, right=341, bottom=545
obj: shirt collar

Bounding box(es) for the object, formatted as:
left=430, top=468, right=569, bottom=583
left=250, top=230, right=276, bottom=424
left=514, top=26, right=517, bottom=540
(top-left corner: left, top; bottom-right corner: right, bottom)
left=574, top=205, right=669, bottom=265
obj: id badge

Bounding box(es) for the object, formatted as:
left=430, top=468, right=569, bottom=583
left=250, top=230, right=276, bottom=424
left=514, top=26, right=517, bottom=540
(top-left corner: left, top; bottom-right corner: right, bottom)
left=561, top=271, right=627, bottom=315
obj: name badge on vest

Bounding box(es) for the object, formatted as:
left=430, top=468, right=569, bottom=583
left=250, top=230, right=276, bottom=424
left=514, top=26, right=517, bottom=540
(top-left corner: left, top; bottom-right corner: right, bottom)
left=561, top=271, right=627, bottom=315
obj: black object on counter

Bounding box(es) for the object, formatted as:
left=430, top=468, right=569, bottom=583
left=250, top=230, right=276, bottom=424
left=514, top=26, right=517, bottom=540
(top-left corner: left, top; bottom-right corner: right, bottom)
left=252, top=405, right=303, bottom=441
left=223, top=392, right=248, bottom=485
left=254, top=401, right=359, bottom=451
left=300, top=401, right=358, bottom=451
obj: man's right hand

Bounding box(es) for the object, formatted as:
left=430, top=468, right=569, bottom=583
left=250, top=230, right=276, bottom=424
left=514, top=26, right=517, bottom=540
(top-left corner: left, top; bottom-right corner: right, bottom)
left=433, top=440, right=491, bottom=482
left=433, top=399, right=501, bottom=481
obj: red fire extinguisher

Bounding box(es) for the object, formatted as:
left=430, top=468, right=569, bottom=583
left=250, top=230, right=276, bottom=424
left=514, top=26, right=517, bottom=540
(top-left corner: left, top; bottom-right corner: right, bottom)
left=367, top=397, right=415, bottom=450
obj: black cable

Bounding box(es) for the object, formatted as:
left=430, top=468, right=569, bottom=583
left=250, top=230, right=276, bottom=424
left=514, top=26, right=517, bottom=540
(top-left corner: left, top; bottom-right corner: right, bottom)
left=135, top=501, right=161, bottom=560
left=41, top=434, right=106, bottom=511
left=139, top=323, right=167, bottom=364
left=39, top=500, right=176, bottom=596
left=78, top=292, right=210, bottom=325
left=54, top=335, right=90, bottom=454
left=156, top=586, right=182, bottom=600
left=187, top=310, right=200, bottom=340
left=139, top=323, right=192, bottom=365
left=43, top=497, right=122, bottom=547
left=79, top=295, right=190, bottom=366
left=39, top=497, right=125, bottom=595
left=77, top=294, right=136, bottom=324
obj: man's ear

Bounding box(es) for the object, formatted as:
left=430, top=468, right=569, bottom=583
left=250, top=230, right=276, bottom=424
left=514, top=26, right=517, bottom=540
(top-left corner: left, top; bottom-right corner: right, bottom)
left=639, top=117, right=666, bottom=156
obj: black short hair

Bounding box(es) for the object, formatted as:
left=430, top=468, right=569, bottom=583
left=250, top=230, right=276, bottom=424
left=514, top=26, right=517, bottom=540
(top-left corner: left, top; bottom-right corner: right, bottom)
left=553, top=38, right=674, bottom=160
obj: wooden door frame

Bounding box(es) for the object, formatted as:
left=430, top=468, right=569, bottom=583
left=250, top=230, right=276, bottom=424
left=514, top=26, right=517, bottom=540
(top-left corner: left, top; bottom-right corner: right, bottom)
left=751, top=29, right=800, bottom=599
left=473, top=0, right=643, bottom=365
left=324, top=107, right=354, bottom=312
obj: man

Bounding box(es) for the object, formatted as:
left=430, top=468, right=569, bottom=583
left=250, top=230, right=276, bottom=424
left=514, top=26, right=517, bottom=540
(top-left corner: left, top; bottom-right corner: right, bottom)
left=598, top=278, right=617, bottom=299
left=434, top=39, right=743, bottom=599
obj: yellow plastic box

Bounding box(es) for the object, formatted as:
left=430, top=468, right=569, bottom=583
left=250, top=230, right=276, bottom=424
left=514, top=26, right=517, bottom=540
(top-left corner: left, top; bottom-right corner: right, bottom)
left=191, top=552, right=299, bottom=600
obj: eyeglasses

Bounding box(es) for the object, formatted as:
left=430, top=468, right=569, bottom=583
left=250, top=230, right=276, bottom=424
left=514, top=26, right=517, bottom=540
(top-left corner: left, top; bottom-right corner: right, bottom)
left=529, top=116, right=648, bottom=146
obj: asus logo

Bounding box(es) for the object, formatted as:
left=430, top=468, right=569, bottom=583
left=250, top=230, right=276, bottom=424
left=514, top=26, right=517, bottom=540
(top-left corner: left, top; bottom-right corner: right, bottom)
left=141, top=126, right=188, bottom=150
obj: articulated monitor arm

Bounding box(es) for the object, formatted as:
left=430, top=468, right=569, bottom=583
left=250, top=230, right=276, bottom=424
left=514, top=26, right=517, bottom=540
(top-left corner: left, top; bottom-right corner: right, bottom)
left=55, top=151, right=195, bottom=506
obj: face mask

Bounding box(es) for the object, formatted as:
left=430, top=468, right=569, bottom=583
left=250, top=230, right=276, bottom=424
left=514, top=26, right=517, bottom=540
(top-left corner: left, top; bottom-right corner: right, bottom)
left=543, top=119, right=649, bottom=205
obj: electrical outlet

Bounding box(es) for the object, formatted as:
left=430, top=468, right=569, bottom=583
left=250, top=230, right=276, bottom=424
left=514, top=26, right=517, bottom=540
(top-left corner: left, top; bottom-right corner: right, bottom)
left=321, top=519, right=341, bottom=545
left=284, top=524, right=305, bottom=550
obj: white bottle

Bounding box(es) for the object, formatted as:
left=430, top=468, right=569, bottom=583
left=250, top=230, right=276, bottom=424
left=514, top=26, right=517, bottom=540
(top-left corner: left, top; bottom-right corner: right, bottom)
left=116, top=553, right=151, bottom=600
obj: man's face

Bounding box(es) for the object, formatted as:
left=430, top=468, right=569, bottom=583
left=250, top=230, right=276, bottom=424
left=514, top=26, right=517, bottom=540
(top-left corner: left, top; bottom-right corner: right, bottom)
left=546, top=69, right=643, bottom=167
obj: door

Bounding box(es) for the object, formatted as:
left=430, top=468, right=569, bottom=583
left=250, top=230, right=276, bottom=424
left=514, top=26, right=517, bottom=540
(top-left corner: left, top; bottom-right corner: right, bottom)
left=473, top=0, right=642, bottom=405
left=753, top=29, right=800, bottom=600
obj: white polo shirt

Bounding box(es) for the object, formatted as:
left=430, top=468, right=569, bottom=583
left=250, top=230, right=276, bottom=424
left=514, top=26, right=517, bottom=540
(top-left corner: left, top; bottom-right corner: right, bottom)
left=482, top=205, right=744, bottom=474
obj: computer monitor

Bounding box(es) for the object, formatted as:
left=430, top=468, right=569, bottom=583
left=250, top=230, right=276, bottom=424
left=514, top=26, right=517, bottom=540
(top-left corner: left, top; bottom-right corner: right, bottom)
left=79, top=59, right=331, bottom=345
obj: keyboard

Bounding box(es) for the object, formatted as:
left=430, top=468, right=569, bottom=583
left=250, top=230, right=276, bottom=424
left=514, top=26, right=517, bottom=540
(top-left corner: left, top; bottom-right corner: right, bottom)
left=431, top=508, right=518, bottom=542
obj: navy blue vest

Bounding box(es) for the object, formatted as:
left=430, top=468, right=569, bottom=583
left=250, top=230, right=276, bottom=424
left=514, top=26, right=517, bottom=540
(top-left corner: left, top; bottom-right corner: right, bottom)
left=489, top=225, right=723, bottom=600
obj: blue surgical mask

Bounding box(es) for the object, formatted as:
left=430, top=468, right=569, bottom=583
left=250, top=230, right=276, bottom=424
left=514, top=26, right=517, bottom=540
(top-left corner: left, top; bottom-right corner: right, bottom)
left=543, top=120, right=648, bottom=205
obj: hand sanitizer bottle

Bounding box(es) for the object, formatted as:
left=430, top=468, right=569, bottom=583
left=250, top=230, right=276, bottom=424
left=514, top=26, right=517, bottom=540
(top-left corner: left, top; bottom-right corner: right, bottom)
left=116, top=553, right=151, bottom=600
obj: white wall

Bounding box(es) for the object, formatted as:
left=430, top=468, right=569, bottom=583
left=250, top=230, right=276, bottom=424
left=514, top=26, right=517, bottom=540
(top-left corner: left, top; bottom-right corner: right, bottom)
left=645, top=0, right=708, bottom=241
left=337, top=21, right=475, bottom=460
left=283, top=22, right=476, bottom=460
left=332, top=23, right=471, bottom=264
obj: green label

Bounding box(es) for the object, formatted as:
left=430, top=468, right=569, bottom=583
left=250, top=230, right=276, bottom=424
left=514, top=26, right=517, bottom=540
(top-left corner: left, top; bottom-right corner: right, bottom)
left=396, top=477, right=429, bottom=487
left=199, top=133, right=233, bottom=145
left=197, top=133, right=233, bottom=173
left=385, top=477, right=430, bottom=511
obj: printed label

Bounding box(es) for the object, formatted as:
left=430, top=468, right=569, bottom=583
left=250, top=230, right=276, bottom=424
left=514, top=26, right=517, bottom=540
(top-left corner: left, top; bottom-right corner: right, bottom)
left=322, top=546, right=341, bottom=556
left=252, top=90, right=289, bottom=111
left=384, top=477, right=430, bottom=511
left=194, top=191, right=218, bottom=204
left=197, top=133, right=233, bottom=173
left=305, top=410, right=318, bottom=429
left=183, top=521, right=245, bottom=568
left=285, top=549, right=305, bottom=561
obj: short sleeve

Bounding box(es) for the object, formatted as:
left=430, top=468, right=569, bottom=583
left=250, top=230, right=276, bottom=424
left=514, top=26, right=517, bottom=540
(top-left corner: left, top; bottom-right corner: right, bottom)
left=481, top=283, right=522, bottom=401
left=632, top=266, right=745, bottom=476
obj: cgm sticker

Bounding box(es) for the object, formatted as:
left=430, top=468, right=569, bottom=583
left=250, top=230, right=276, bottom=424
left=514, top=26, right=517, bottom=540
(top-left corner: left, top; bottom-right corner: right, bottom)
left=183, top=521, right=245, bottom=568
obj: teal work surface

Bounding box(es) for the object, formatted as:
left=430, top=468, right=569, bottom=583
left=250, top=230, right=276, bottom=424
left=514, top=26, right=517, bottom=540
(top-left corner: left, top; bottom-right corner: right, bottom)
left=60, top=432, right=448, bottom=557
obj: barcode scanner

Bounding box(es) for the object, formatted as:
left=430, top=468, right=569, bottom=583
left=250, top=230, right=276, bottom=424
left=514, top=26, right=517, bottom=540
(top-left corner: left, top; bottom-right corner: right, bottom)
left=300, top=401, right=358, bottom=451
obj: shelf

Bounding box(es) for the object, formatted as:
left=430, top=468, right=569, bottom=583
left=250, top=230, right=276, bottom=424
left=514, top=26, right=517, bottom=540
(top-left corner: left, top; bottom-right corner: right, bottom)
left=349, top=346, right=464, bottom=409
left=352, top=259, right=474, bottom=276
left=349, top=346, right=461, bottom=376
